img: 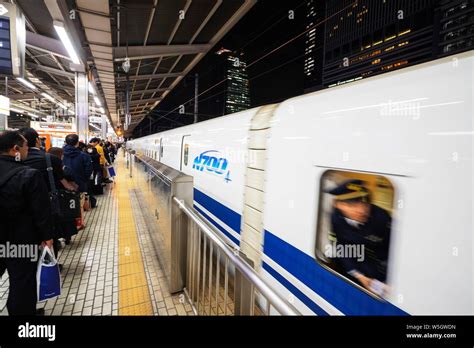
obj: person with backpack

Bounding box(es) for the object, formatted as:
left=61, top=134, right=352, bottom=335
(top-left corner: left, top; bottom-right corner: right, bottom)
left=0, top=131, right=53, bottom=315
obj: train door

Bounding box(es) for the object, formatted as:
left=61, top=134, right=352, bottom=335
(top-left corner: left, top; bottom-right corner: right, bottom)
left=180, top=135, right=191, bottom=171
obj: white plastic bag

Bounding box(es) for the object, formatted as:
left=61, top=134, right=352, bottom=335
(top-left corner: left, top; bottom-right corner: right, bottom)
left=36, top=246, right=61, bottom=302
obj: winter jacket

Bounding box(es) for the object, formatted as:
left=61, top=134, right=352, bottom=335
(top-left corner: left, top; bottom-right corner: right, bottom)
left=23, top=148, right=64, bottom=192
left=0, top=155, right=53, bottom=245
left=63, top=145, right=93, bottom=192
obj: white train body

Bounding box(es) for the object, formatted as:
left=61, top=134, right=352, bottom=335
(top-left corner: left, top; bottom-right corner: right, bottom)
left=128, top=52, right=473, bottom=315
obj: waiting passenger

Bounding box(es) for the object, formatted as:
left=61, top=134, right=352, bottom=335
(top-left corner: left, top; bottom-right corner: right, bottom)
left=63, top=134, right=93, bottom=231
left=86, top=144, right=102, bottom=196
left=47, top=147, right=78, bottom=249
left=89, top=138, right=112, bottom=184
left=19, top=128, right=76, bottom=192
left=102, top=141, right=112, bottom=165
left=327, top=179, right=391, bottom=295
left=0, top=131, right=53, bottom=315
left=19, top=128, right=76, bottom=262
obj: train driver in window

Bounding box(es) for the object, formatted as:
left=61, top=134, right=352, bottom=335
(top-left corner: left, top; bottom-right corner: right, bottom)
left=327, top=179, right=391, bottom=296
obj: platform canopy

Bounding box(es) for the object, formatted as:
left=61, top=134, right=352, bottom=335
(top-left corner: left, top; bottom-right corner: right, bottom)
left=6, top=0, right=256, bottom=136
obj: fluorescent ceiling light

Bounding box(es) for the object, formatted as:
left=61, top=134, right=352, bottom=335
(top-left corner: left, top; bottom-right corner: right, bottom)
left=41, top=92, right=55, bottom=102
left=53, top=21, right=80, bottom=64
left=99, top=107, right=105, bottom=114
left=93, top=96, right=102, bottom=106
left=57, top=102, right=68, bottom=109
left=41, top=117, right=47, bottom=121
left=88, top=82, right=96, bottom=95
left=17, top=77, right=37, bottom=90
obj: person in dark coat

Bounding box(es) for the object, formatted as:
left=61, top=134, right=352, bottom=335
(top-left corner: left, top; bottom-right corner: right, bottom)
left=327, top=179, right=391, bottom=295
left=63, top=134, right=93, bottom=230
left=19, top=128, right=76, bottom=260
left=47, top=147, right=79, bottom=248
left=62, top=134, right=93, bottom=193
left=86, top=143, right=103, bottom=196
left=19, top=128, right=75, bottom=192
left=86, top=144, right=101, bottom=177
left=0, top=131, right=54, bottom=315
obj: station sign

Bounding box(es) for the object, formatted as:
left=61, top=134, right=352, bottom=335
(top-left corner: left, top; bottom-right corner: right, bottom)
left=0, top=2, right=25, bottom=77
left=30, top=121, right=76, bottom=132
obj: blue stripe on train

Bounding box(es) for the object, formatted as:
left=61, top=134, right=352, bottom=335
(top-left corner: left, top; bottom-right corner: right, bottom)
left=263, top=231, right=407, bottom=315
left=191, top=188, right=407, bottom=315
left=194, top=188, right=241, bottom=234
left=193, top=204, right=240, bottom=246
left=262, top=261, right=328, bottom=316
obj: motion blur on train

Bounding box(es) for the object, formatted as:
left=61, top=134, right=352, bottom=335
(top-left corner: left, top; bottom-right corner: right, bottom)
left=128, top=52, right=473, bottom=315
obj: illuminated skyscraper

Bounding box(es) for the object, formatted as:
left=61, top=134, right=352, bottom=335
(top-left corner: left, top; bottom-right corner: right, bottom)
left=304, top=0, right=326, bottom=91
left=217, top=48, right=251, bottom=114
left=304, top=0, right=473, bottom=91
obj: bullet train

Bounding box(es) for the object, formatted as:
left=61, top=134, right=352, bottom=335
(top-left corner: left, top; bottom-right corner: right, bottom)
left=128, top=52, right=473, bottom=315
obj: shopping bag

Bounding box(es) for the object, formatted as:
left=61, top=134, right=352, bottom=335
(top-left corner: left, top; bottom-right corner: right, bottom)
left=36, top=246, right=61, bottom=302
left=107, top=165, right=116, bottom=177
left=83, top=193, right=91, bottom=211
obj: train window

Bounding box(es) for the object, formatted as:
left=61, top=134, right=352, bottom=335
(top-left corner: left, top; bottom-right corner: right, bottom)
left=315, top=170, right=395, bottom=298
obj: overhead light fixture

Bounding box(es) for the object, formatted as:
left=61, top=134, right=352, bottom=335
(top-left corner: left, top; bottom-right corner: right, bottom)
left=99, top=107, right=105, bottom=113
left=17, top=77, right=37, bottom=90
left=41, top=117, right=47, bottom=121
left=57, top=102, right=68, bottom=109
left=41, top=92, right=55, bottom=102
left=88, top=82, right=96, bottom=95
left=94, top=96, right=101, bottom=106
left=53, top=21, right=80, bottom=64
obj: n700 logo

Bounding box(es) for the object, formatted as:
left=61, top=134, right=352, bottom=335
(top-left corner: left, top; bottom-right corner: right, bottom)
left=192, top=150, right=231, bottom=182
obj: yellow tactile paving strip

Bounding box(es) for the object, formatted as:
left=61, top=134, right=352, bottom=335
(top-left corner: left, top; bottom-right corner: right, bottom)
left=116, top=159, right=154, bottom=315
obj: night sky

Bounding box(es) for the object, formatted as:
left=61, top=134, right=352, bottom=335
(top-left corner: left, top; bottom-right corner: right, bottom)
left=134, top=0, right=308, bottom=137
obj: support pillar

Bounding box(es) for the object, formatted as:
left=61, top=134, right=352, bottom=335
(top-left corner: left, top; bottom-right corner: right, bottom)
left=75, top=72, right=88, bottom=142
left=101, top=114, right=108, bottom=139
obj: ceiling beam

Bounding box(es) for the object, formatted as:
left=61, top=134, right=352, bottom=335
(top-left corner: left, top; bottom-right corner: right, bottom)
left=8, top=93, right=37, bottom=100
left=129, top=97, right=162, bottom=106
left=25, top=31, right=70, bottom=60
left=27, top=62, right=75, bottom=78
left=113, top=44, right=211, bottom=61
left=117, top=73, right=183, bottom=81
left=115, top=88, right=168, bottom=95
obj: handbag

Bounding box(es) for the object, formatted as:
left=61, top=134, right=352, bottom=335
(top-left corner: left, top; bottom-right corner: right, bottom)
left=37, top=246, right=61, bottom=302
left=107, top=165, right=116, bottom=177
left=46, top=154, right=81, bottom=220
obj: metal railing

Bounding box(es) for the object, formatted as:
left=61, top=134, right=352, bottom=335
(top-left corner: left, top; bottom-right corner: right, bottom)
left=173, top=197, right=300, bottom=316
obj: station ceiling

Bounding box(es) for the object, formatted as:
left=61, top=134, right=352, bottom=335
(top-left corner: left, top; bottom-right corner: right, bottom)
left=6, top=0, right=256, bottom=136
